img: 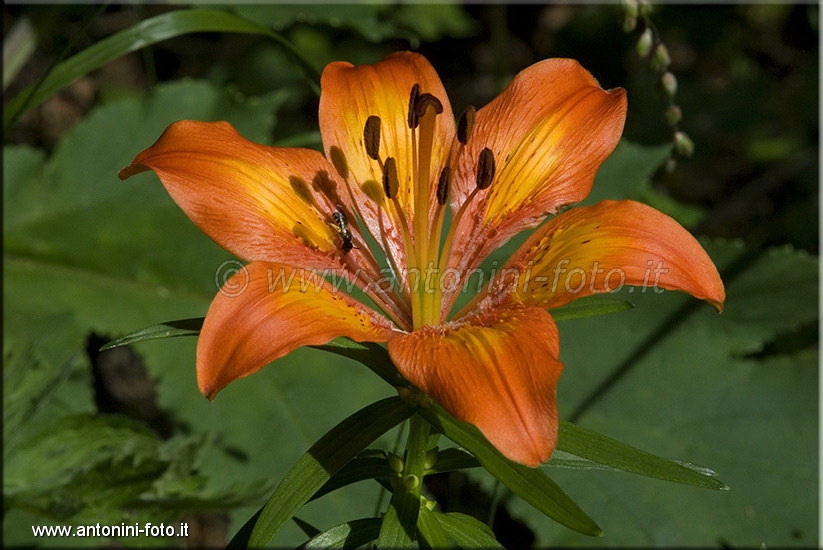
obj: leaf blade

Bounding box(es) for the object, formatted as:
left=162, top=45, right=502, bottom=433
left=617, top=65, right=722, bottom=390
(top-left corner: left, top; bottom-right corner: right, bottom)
left=302, top=517, right=382, bottom=550
left=419, top=402, right=602, bottom=536
left=4, top=9, right=317, bottom=128
left=99, top=318, right=204, bottom=351
left=246, top=397, right=414, bottom=548
left=550, top=296, right=634, bottom=321
left=435, top=512, right=503, bottom=549
left=556, top=422, right=727, bottom=490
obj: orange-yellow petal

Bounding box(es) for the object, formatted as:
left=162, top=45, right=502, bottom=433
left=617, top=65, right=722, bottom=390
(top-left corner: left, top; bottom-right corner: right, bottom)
left=495, top=200, right=725, bottom=311
left=319, top=52, right=456, bottom=270
left=198, top=261, right=395, bottom=399
left=442, top=59, right=626, bottom=314
left=388, top=304, right=563, bottom=467
left=119, top=120, right=364, bottom=271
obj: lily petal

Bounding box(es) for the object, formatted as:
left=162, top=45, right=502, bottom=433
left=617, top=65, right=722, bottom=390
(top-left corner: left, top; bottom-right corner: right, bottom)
left=443, top=59, right=626, bottom=314
left=494, top=200, right=725, bottom=311
left=119, top=120, right=366, bottom=272
left=198, top=260, right=395, bottom=399
left=319, top=51, right=456, bottom=271
left=388, top=304, right=563, bottom=467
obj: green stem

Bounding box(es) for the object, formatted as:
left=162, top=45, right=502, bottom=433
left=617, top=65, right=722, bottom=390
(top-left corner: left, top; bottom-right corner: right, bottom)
left=376, top=413, right=431, bottom=547
left=403, top=414, right=431, bottom=495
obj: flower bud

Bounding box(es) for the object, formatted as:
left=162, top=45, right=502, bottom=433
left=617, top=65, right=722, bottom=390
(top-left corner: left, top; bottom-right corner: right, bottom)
left=664, top=158, right=677, bottom=174
left=661, top=72, right=677, bottom=98
left=651, top=44, right=671, bottom=73
left=638, top=0, right=652, bottom=17
left=674, top=131, right=694, bottom=157
left=623, top=14, right=637, bottom=33
left=664, top=105, right=682, bottom=126
left=388, top=452, right=404, bottom=474
left=404, top=474, right=420, bottom=491
left=636, top=28, right=653, bottom=57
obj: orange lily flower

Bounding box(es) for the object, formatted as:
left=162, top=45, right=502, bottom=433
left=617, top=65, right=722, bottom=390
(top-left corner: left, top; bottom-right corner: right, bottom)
left=120, top=52, right=724, bottom=467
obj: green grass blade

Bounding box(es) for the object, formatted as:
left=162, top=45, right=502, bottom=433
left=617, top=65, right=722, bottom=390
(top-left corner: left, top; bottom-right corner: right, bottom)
left=556, top=422, right=728, bottom=490
left=302, top=518, right=382, bottom=550
left=99, top=318, right=204, bottom=351
left=549, top=295, right=634, bottom=321
left=4, top=9, right=319, bottom=128
left=419, top=402, right=602, bottom=536
left=246, top=397, right=414, bottom=548
left=435, top=512, right=503, bottom=549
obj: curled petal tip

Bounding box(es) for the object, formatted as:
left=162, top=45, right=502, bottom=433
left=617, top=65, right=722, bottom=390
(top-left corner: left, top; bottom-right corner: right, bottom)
left=118, top=163, right=146, bottom=180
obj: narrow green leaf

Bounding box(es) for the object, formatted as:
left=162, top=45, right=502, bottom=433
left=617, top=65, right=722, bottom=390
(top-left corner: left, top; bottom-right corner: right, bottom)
left=293, top=516, right=321, bottom=538
left=427, top=447, right=479, bottom=473
left=377, top=487, right=418, bottom=548
left=556, top=422, right=727, bottom=490
left=302, top=518, right=382, bottom=550
left=99, top=318, right=204, bottom=351
left=310, top=453, right=393, bottom=502
left=435, top=512, right=503, bottom=549
left=417, top=506, right=453, bottom=549
left=419, top=403, right=602, bottom=536
left=549, top=295, right=634, bottom=321
left=246, top=397, right=414, bottom=548
left=4, top=9, right=319, bottom=128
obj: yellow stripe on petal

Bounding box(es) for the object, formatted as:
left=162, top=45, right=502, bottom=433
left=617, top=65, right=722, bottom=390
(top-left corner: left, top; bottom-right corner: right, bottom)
left=319, top=52, right=456, bottom=271
left=388, top=304, right=563, bottom=467
left=496, top=200, right=725, bottom=311
left=441, top=59, right=626, bottom=317
left=198, top=261, right=396, bottom=399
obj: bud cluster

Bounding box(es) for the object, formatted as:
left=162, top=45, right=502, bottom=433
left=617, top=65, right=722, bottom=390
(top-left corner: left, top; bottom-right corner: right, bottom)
left=621, top=0, right=694, bottom=169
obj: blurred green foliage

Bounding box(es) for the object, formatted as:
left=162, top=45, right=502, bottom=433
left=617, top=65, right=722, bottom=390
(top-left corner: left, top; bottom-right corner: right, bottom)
left=3, top=3, right=818, bottom=548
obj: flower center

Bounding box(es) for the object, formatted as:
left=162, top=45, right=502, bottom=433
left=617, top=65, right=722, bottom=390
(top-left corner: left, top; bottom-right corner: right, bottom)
left=361, top=86, right=495, bottom=330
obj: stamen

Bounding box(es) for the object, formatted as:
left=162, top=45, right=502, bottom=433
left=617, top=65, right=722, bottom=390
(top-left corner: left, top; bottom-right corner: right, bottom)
left=436, top=166, right=450, bottom=205
left=364, top=115, right=381, bottom=160
left=407, top=84, right=421, bottom=129
left=457, top=105, right=476, bottom=145
left=382, top=156, right=399, bottom=199
left=415, top=93, right=444, bottom=118
left=476, top=147, right=496, bottom=190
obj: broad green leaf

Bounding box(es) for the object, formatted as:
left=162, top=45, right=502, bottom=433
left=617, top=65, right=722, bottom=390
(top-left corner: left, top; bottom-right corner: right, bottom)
left=4, top=414, right=164, bottom=500
left=4, top=9, right=316, bottom=127
left=100, top=318, right=204, bottom=351
left=583, top=140, right=671, bottom=205
left=417, top=506, right=453, bottom=549
left=3, top=343, right=77, bottom=456
left=302, top=518, right=382, bottom=550
left=435, top=512, right=503, bottom=549
left=419, top=402, right=601, bottom=536
left=549, top=296, right=634, bottom=321
left=556, top=422, right=725, bottom=490
left=248, top=397, right=414, bottom=547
